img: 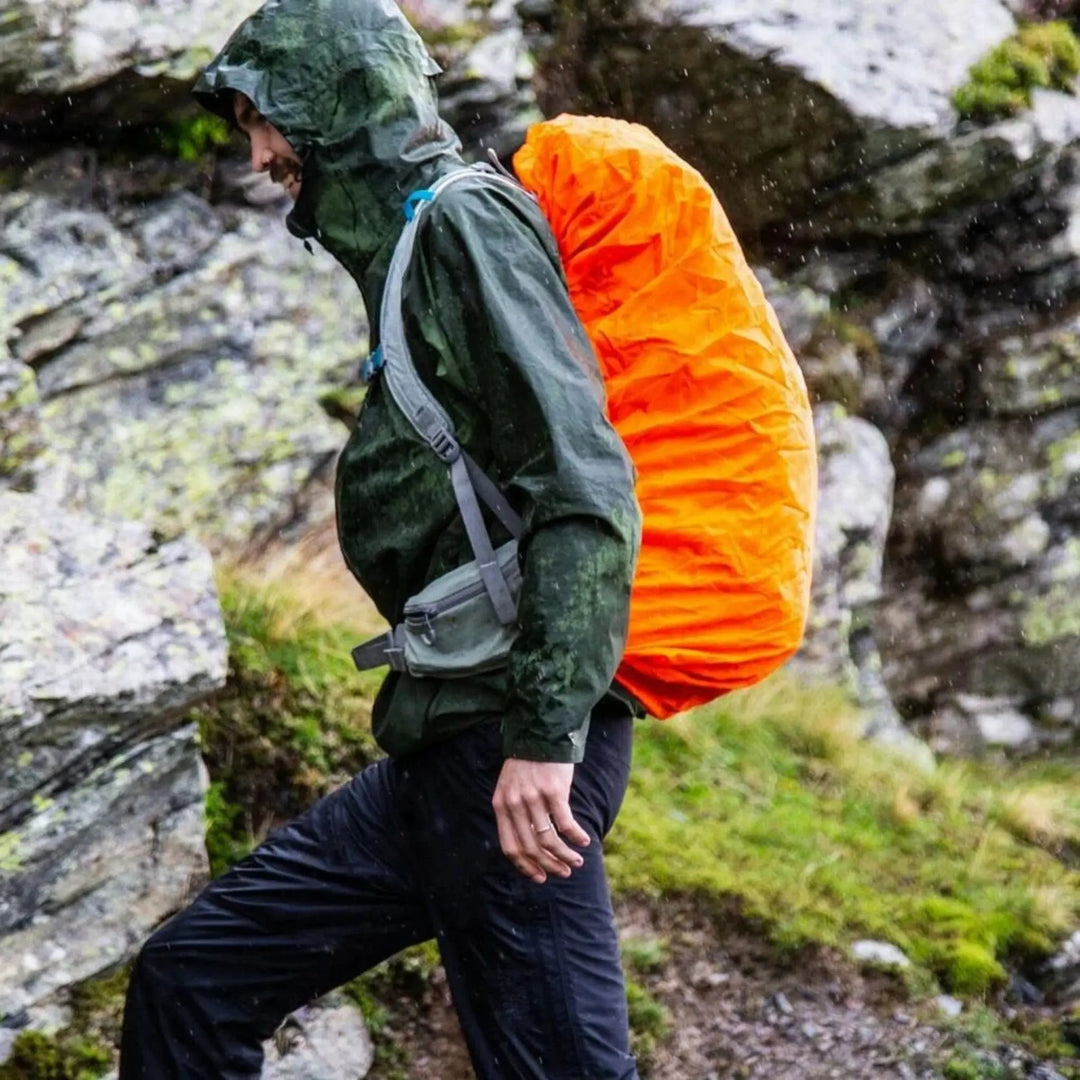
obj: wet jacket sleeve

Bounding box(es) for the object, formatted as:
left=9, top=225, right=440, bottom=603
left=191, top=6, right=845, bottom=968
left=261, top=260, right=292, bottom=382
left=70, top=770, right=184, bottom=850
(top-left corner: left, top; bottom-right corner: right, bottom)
left=418, top=186, right=641, bottom=763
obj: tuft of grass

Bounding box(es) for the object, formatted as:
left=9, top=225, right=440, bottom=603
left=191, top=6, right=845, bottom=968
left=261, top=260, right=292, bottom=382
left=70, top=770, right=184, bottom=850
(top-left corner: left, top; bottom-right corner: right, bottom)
left=154, top=113, right=232, bottom=163
left=954, top=21, right=1080, bottom=122
left=621, top=936, right=669, bottom=975
left=190, top=560, right=385, bottom=873
left=607, top=675, right=1080, bottom=997
left=625, top=978, right=671, bottom=1065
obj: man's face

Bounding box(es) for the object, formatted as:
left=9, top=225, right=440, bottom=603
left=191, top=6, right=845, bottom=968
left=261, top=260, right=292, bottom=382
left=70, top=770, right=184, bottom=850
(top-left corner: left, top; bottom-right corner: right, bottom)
left=233, top=92, right=303, bottom=200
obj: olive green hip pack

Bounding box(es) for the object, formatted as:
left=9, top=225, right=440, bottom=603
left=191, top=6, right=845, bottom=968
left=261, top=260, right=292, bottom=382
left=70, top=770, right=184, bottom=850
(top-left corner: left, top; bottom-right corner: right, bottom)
left=350, top=168, right=529, bottom=680
left=351, top=539, right=521, bottom=678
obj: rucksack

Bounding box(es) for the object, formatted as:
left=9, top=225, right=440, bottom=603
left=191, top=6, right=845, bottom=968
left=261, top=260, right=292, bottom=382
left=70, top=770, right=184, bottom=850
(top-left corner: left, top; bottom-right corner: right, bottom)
left=351, top=114, right=817, bottom=719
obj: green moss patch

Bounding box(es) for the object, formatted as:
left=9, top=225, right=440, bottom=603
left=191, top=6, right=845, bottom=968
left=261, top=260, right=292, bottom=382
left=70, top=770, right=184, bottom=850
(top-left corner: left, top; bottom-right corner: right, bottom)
left=954, top=22, right=1080, bottom=122
left=0, top=968, right=129, bottom=1080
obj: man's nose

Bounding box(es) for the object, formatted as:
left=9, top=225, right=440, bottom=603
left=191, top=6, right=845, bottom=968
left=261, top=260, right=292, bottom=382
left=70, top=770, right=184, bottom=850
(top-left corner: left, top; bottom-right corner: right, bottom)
left=250, top=133, right=272, bottom=173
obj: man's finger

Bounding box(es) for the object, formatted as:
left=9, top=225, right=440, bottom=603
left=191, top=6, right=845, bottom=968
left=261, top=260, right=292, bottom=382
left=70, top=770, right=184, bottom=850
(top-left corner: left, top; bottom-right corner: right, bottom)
left=533, top=814, right=585, bottom=869
left=548, top=801, right=591, bottom=849
left=510, top=802, right=574, bottom=878
left=494, top=800, right=547, bottom=882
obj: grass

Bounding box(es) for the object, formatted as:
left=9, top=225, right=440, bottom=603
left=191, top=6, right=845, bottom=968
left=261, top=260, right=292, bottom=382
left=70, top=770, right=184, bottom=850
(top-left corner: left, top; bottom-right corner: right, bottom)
left=608, top=679, right=1080, bottom=997
left=200, top=565, right=1080, bottom=997
left=192, top=557, right=385, bottom=874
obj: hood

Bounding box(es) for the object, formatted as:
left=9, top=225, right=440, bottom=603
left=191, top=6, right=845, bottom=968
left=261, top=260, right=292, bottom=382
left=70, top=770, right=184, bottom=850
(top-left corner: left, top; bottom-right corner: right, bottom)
left=194, top=0, right=464, bottom=299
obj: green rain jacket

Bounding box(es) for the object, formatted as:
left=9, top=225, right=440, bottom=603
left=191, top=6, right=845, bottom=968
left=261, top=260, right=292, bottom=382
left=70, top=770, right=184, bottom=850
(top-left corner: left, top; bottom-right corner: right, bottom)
left=194, top=0, right=642, bottom=763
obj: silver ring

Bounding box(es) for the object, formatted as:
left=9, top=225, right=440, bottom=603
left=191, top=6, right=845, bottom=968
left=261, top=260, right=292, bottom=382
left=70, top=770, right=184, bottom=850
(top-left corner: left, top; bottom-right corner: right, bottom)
left=534, top=823, right=554, bottom=834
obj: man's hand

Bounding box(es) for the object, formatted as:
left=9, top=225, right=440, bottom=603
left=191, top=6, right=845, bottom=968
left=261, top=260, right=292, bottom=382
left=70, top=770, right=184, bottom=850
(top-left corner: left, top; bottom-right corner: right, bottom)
left=492, top=759, right=591, bottom=883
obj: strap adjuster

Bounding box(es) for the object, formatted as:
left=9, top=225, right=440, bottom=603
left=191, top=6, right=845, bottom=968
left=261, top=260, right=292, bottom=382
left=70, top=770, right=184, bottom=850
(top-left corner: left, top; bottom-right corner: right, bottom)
left=404, top=189, right=436, bottom=221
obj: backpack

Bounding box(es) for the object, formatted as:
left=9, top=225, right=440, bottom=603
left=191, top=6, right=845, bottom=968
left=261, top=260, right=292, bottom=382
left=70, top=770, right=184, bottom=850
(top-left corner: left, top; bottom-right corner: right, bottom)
left=351, top=114, right=817, bottom=719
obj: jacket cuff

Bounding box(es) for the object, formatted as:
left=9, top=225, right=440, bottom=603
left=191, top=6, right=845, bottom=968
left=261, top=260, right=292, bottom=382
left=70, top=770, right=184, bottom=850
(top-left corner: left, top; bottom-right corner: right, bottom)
left=501, top=718, right=590, bottom=763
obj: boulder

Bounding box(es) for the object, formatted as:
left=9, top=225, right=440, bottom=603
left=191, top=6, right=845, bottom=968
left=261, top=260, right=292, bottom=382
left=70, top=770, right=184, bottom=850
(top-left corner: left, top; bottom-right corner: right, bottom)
left=411, top=0, right=543, bottom=158
left=1, top=180, right=364, bottom=553
left=264, top=997, right=374, bottom=1080
left=0, top=491, right=226, bottom=1016
left=536, top=0, right=1017, bottom=236
left=793, top=404, right=928, bottom=759
left=880, top=408, right=1080, bottom=753
left=0, top=0, right=259, bottom=98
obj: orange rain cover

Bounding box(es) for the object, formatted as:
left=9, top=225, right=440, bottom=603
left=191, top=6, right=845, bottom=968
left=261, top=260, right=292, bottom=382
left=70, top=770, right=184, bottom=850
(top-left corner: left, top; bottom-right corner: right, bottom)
left=514, top=115, right=818, bottom=718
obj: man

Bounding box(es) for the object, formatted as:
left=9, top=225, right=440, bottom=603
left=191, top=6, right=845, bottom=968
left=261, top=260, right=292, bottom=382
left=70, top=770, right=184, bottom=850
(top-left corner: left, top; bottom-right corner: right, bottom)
left=119, top=0, right=642, bottom=1076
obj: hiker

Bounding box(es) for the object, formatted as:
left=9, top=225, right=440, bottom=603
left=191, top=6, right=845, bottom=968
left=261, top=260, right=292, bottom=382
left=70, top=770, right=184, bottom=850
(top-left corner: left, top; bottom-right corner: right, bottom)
left=118, top=0, right=644, bottom=1076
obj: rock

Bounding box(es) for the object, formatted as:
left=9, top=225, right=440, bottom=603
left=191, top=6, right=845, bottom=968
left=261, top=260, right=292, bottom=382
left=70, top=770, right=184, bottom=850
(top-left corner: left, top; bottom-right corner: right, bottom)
left=1, top=182, right=365, bottom=553
left=0, top=727, right=208, bottom=1017
left=851, top=941, right=912, bottom=970
left=264, top=997, right=374, bottom=1079
left=411, top=0, right=542, bottom=158
left=537, top=0, right=1016, bottom=235
left=982, top=314, right=1080, bottom=418
left=0, top=0, right=259, bottom=96
left=935, top=995, right=964, bottom=1018
left=1039, top=930, right=1080, bottom=1004
left=0, top=491, right=225, bottom=1016
left=794, top=404, right=914, bottom=746
left=880, top=408, right=1080, bottom=750
left=758, top=269, right=831, bottom=355
left=91, top=996, right=373, bottom=1080
left=0, top=490, right=227, bottom=818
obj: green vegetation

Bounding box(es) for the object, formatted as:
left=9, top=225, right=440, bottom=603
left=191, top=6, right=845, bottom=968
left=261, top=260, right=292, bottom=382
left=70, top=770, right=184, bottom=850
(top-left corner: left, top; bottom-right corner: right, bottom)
left=154, top=113, right=233, bottom=163
left=342, top=942, right=443, bottom=1079
left=0, top=1034, right=108, bottom=1080
left=191, top=567, right=384, bottom=876
left=954, top=21, right=1080, bottom=122
left=625, top=979, right=672, bottom=1065
left=0, top=968, right=128, bottom=1080
left=608, top=681, right=1080, bottom=996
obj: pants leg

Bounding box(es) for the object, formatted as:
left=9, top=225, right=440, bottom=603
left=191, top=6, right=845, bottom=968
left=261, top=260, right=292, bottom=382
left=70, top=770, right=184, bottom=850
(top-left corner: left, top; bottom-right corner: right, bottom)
left=119, top=756, right=430, bottom=1080
left=403, top=710, right=639, bottom=1080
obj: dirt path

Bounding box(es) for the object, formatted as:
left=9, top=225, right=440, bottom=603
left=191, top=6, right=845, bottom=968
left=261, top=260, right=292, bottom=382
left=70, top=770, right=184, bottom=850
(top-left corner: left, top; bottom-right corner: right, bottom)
left=367, top=899, right=1076, bottom=1080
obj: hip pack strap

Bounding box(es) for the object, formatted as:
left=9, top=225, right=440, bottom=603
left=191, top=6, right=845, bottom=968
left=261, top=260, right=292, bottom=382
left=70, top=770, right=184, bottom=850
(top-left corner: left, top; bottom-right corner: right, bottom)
left=351, top=625, right=407, bottom=672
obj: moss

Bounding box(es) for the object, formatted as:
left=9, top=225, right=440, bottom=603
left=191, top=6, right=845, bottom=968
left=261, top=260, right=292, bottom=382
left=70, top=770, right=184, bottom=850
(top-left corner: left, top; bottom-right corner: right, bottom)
left=621, top=936, right=668, bottom=975
left=203, top=780, right=253, bottom=878
left=0, top=969, right=129, bottom=1080
left=625, top=979, right=671, bottom=1065
left=0, top=830, right=23, bottom=872
left=1022, top=586, right=1080, bottom=647
left=954, top=21, right=1080, bottom=122
left=0, top=1033, right=109, bottom=1080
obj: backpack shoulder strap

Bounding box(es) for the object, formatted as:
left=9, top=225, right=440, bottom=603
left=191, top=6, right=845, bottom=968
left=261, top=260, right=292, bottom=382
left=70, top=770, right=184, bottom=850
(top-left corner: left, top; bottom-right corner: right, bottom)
left=378, top=166, right=526, bottom=625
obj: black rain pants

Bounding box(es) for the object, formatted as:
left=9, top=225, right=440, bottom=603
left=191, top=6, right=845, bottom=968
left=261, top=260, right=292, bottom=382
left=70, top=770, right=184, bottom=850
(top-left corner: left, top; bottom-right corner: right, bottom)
left=119, top=704, right=638, bottom=1079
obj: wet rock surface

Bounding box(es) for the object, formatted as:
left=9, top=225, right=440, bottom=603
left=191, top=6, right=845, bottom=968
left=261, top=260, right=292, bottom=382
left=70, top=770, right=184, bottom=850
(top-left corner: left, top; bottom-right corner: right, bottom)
left=2, top=178, right=362, bottom=553
left=263, top=996, right=374, bottom=1080
left=793, top=405, right=924, bottom=754
left=0, top=491, right=225, bottom=1016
